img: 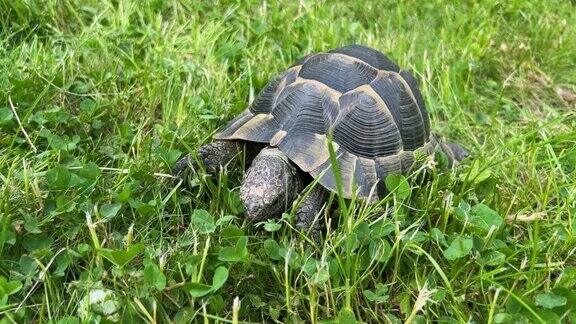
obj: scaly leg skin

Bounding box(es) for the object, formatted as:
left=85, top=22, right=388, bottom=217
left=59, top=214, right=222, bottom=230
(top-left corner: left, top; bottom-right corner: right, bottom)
left=171, top=140, right=242, bottom=177
left=440, top=141, right=470, bottom=167
left=294, top=185, right=328, bottom=244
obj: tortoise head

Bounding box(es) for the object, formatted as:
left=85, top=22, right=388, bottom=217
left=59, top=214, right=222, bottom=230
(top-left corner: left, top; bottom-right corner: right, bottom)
left=240, top=148, right=304, bottom=222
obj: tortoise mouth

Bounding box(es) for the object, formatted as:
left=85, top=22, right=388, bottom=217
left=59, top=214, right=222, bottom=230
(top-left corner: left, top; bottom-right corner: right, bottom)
left=243, top=196, right=281, bottom=223
left=243, top=198, right=266, bottom=222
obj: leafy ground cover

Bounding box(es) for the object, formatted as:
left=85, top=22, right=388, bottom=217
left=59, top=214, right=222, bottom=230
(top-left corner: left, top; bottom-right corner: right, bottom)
left=0, top=0, right=575, bottom=323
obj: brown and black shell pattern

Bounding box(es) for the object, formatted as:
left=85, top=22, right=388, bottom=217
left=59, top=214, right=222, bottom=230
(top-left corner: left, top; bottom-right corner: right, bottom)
left=215, top=44, right=439, bottom=201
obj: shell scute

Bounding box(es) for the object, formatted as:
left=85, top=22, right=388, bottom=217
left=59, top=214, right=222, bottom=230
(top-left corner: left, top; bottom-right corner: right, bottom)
left=329, top=44, right=401, bottom=72
left=370, top=74, right=427, bottom=150
left=298, top=53, right=378, bottom=93
left=332, top=90, right=402, bottom=158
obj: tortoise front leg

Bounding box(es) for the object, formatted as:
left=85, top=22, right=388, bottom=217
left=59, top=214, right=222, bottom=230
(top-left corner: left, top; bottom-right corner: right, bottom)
left=294, top=185, right=328, bottom=243
left=172, top=140, right=243, bottom=176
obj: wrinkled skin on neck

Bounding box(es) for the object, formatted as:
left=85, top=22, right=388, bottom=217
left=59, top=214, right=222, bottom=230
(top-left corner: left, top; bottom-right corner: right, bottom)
left=240, top=148, right=305, bottom=222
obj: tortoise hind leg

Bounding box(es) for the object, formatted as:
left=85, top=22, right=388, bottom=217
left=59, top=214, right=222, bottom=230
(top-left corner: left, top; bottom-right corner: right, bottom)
left=295, top=185, right=328, bottom=243
left=439, top=141, right=470, bottom=167
left=172, top=140, right=243, bottom=176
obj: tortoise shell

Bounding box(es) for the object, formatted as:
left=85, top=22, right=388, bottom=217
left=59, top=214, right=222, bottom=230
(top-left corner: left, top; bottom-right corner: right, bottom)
left=215, top=44, right=438, bottom=201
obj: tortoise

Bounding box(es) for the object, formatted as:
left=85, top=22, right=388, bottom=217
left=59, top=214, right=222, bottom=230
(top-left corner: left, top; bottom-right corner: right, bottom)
left=173, top=44, right=469, bottom=239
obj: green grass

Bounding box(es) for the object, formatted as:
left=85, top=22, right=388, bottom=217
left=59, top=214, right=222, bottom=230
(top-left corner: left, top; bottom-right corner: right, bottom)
left=1, top=0, right=575, bottom=323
